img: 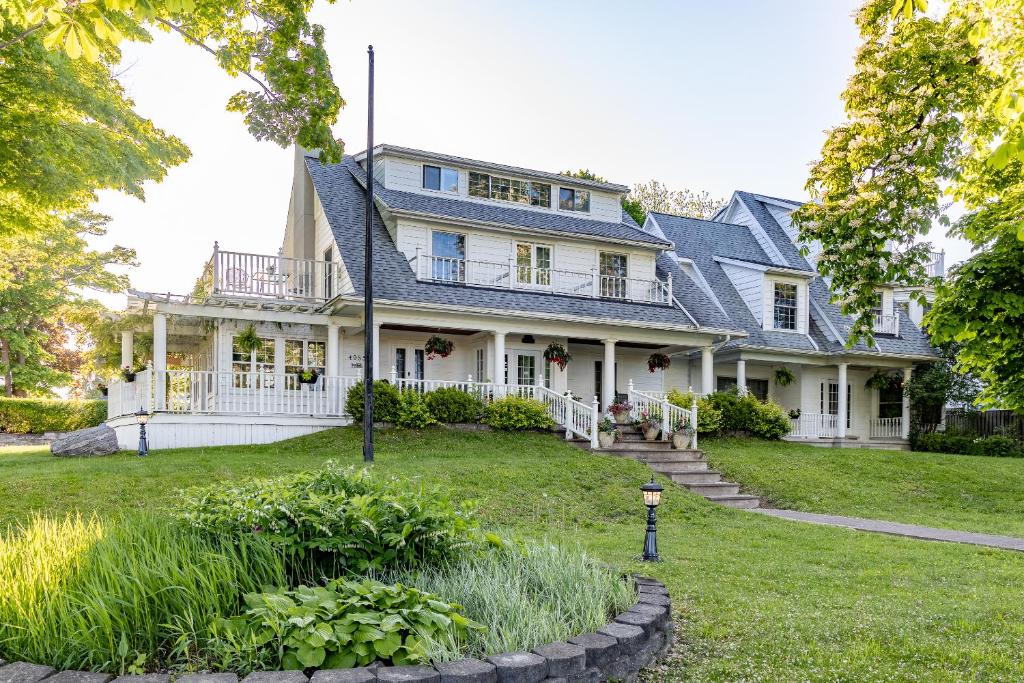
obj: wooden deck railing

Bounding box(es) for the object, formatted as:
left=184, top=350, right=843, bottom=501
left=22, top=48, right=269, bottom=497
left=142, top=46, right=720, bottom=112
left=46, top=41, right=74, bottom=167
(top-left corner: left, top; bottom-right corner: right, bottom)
left=197, top=245, right=343, bottom=302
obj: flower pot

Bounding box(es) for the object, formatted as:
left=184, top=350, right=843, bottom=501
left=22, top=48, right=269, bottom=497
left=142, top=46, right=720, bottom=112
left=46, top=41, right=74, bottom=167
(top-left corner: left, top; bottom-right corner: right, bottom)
left=614, top=412, right=631, bottom=425
left=643, top=426, right=660, bottom=441
left=598, top=432, right=616, bottom=449
left=672, top=432, right=690, bottom=449
left=122, top=372, right=136, bottom=383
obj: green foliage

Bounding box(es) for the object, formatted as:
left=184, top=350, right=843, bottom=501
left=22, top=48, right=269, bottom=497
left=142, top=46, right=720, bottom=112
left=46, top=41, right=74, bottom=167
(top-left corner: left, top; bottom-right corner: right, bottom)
left=215, top=579, right=478, bottom=672
left=177, top=463, right=479, bottom=581
left=233, top=324, right=262, bottom=354
left=666, top=389, right=723, bottom=434
left=345, top=381, right=401, bottom=423
left=482, top=396, right=555, bottom=431
left=0, top=514, right=284, bottom=673
left=396, top=542, right=634, bottom=661
left=395, top=390, right=437, bottom=429
left=865, top=371, right=901, bottom=391
left=912, top=432, right=1022, bottom=457
left=774, top=367, right=796, bottom=387
left=906, top=345, right=979, bottom=427
left=674, top=390, right=789, bottom=439
left=424, top=387, right=482, bottom=424
left=747, top=401, right=792, bottom=440
left=0, top=397, right=106, bottom=433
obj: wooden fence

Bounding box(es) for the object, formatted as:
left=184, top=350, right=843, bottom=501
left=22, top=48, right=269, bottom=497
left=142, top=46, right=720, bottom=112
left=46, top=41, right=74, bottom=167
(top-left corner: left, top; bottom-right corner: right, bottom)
left=941, top=409, right=1024, bottom=443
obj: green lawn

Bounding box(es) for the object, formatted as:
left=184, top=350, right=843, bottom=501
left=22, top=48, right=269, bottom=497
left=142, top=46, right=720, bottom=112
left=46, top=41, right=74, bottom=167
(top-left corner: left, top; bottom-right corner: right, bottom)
left=2, top=430, right=1024, bottom=682
left=702, top=437, right=1024, bottom=537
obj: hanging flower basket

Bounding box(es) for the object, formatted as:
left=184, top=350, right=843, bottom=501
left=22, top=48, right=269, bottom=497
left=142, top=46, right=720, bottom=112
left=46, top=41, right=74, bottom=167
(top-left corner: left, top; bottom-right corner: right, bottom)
left=298, top=368, right=319, bottom=384
left=774, top=367, right=796, bottom=387
left=424, top=335, right=454, bottom=360
left=647, top=352, right=671, bottom=373
left=543, top=342, right=573, bottom=370
left=234, top=324, right=262, bottom=354
left=865, top=371, right=901, bottom=391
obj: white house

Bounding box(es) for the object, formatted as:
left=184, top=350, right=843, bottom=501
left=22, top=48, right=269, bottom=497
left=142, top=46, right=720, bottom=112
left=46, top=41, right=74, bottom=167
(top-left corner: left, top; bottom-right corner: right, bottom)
left=106, top=146, right=936, bottom=449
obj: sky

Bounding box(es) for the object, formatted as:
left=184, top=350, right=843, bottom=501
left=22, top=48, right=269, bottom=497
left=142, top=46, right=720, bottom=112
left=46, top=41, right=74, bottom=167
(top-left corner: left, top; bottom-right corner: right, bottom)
left=91, top=0, right=972, bottom=309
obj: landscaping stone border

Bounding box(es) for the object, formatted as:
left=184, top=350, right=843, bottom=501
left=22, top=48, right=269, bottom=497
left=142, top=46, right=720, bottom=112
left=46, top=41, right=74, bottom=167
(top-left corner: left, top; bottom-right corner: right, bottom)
left=0, top=577, right=671, bottom=683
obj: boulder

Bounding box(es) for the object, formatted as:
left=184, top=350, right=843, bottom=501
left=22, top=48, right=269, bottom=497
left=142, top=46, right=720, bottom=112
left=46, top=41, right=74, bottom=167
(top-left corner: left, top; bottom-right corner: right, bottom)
left=51, top=424, right=119, bottom=457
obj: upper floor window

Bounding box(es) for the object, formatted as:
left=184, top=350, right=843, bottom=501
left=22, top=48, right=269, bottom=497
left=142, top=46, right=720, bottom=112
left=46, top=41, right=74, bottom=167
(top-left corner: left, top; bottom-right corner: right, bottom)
left=773, top=282, right=798, bottom=330
left=322, top=247, right=334, bottom=298
left=558, top=188, right=591, bottom=212
left=599, top=252, right=628, bottom=299
left=515, top=242, right=552, bottom=286
left=431, top=230, right=466, bottom=282
left=423, top=165, right=459, bottom=193
left=469, top=171, right=550, bottom=207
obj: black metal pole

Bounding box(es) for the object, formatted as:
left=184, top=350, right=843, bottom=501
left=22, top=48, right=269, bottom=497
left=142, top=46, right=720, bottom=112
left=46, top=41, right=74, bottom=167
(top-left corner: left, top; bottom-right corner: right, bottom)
left=362, top=45, right=375, bottom=463
left=642, top=505, right=659, bottom=561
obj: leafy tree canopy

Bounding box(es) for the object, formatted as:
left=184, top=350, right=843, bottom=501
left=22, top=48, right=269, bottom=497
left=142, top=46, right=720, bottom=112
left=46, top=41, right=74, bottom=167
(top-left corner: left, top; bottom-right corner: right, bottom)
left=560, top=170, right=723, bottom=227
left=794, top=0, right=1024, bottom=410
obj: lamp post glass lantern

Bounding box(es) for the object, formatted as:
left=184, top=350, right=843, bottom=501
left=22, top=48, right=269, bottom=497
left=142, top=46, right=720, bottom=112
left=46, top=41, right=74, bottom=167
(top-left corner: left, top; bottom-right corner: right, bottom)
left=135, top=407, right=149, bottom=457
left=640, top=477, right=663, bottom=561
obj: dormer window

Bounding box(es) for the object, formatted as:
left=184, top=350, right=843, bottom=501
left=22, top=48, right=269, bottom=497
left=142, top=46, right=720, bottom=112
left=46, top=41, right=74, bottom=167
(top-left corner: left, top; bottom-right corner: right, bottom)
left=773, top=282, right=798, bottom=330
left=559, top=188, right=590, bottom=213
left=469, top=171, right=550, bottom=207
left=423, top=165, right=458, bottom=193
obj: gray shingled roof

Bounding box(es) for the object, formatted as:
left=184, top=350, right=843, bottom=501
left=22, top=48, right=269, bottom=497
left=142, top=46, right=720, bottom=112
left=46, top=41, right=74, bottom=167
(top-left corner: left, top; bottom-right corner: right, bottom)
left=304, top=156, right=737, bottom=332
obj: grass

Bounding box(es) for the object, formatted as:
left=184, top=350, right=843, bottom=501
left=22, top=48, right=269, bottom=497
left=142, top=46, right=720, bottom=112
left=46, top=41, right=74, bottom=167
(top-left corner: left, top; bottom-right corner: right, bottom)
left=702, top=437, right=1024, bottom=537
left=2, top=430, right=1024, bottom=681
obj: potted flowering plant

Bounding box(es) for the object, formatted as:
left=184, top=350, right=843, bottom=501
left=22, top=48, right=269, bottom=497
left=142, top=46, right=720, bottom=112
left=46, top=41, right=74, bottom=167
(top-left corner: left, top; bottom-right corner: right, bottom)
left=788, top=408, right=801, bottom=420
left=608, top=400, right=633, bottom=425
left=298, top=368, right=319, bottom=384
left=543, top=342, right=573, bottom=371
left=670, top=414, right=694, bottom=449
left=424, top=335, right=454, bottom=360
left=121, top=365, right=137, bottom=382
left=635, top=408, right=662, bottom=441
left=647, top=352, right=671, bottom=373
left=597, top=416, right=618, bottom=449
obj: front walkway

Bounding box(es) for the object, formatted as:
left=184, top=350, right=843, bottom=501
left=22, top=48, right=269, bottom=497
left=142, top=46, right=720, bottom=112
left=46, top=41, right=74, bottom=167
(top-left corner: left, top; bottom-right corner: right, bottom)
left=752, top=508, right=1024, bottom=552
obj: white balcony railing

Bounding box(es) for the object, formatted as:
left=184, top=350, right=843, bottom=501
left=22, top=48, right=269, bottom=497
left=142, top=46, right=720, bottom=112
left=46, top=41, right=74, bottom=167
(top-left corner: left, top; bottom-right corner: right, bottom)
left=197, top=245, right=343, bottom=302
left=412, top=250, right=673, bottom=305
left=924, top=251, right=945, bottom=278
left=789, top=413, right=839, bottom=438
left=872, top=313, right=901, bottom=336
left=870, top=417, right=903, bottom=439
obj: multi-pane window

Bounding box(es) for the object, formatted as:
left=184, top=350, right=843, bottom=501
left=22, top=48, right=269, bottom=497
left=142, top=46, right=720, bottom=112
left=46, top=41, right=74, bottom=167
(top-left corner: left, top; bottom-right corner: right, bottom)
left=878, top=382, right=903, bottom=419
left=599, top=252, right=628, bottom=298
left=431, top=231, right=466, bottom=282
left=773, top=282, right=798, bottom=330
left=515, top=243, right=552, bottom=285
left=422, top=165, right=458, bottom=193
left=821, top=382, right=852, bottom=428
left=468, top=172, right=550, bottom=207
left=558, top=188, right=590, bottom=212
left=233, top=336, right=275, bottom=388
left=476, top=348, right=486, bottom=382
left=323, top=246, right=334, bottom=298
left=285, top=339, right=326, bottom=387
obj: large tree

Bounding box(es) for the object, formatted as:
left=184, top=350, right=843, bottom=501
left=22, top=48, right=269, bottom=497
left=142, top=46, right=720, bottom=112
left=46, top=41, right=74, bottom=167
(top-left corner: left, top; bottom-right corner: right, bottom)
left=561, top=170, right=724, bottom=226
left=794, top=0, right=1024, bottom=410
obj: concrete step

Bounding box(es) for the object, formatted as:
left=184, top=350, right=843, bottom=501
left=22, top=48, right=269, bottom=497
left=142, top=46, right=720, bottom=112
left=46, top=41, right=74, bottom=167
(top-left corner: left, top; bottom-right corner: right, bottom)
left=648, top=460, right=710, bottom=474
left=600, top=440, right=674, bottom=452
left=682, top=481, right=741, bottom=497
left=705, top=494, right=761, bottom=509
left=635, top=449, right=703, bottom=462
left=669, top=471, right=723, bottom=485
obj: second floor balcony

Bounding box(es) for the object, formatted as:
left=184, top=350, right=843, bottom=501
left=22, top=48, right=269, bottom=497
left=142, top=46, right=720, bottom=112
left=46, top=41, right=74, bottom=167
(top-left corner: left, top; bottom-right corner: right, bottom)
left=195, top=244, right=342, bottom=303
left=409, top=249, right=673, bottom=305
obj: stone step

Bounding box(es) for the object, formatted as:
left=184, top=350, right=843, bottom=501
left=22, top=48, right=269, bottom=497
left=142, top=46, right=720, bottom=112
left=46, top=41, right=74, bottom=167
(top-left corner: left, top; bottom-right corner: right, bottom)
left=669, top=471, right=723, bottom=485
left=682, top=481, right=741, bottom=497
left=635, top=449, right=703, bottom=462
left=705, top=494, right=761, bottom=509
left=600, top=443, right=675, bottom=454
left=647, top=460, right=710, bottom=474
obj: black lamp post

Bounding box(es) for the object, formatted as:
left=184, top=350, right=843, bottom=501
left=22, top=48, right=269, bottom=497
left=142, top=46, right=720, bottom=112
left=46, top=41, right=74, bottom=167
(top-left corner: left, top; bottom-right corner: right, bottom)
left=135, top=407, right=149, bottom=457
left=640, top=477, right=663, bottom=561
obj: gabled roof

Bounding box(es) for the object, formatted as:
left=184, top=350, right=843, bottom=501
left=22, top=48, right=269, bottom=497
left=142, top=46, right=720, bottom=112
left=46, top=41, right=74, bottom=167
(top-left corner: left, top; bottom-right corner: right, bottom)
left=304, top=156, right=738, bottom=333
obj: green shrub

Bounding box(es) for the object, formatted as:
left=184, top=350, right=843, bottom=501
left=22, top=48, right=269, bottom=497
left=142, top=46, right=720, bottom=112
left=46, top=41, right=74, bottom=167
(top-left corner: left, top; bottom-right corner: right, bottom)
left=482, top=396, right=555, bottom=431
left=214, top=579, right=479, bottom=672
left=0, top=514, right=284, bottom=673
left=425, top=387, right=483, bottom=423
left=396, top=542, right=635, bottom=661
left=666, top=389, right=723, bottom=434
left=345, top=381, right=401, bottom=423
left=912, top=432, right=1022, bottom=457
left=748, top=401, right=792, bottom=440
left=177, top=463, right=478, bottom=581
left=969, top=435, right=1021, bottom=457
left=0, top=398, right=106, bottom=433
left=395, top=390, right=437, bottom=429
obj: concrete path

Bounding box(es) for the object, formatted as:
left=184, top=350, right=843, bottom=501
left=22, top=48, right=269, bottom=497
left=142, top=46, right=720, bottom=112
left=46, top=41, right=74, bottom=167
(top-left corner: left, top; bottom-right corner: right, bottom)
left=752, top=508, right=1024, bottom=552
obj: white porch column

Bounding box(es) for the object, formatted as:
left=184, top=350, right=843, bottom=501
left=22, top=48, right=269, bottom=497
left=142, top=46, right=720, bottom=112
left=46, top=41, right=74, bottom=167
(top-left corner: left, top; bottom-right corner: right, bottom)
left=492, top=331, right=506, bottom=385
left=736, top=359, right=747, bottom=395
left=371, top=322, right=382, bottom=380
left=901, top=366, right=913, bottom=439
left=120, top=330, right=134, bottom=368
left=837, top=362, right=848, bottom=439
left=700, top=347, right=714, bottom=396
left=152, top=313, right=167, bottom=411
left=602, top=339, right=616, bottom=412
left=326, top=322, right=339, bottom=377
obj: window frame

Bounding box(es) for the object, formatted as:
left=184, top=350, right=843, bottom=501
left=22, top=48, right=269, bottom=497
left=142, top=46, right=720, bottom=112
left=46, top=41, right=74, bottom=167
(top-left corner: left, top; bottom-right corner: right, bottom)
left=468, top=171, right=550, bottom=207
left=430, top=230, right=467, bottom=282
left=514, top=241, right=553, bottom=287
left=558, top=187, right=591, bottom=213
left=422, top=164, right=459, bottom=194
left=772, top=281, right=799, bottom=331
left=232, top=335, right=276, bottom=388
left=599, top=251, right=629, bottom=299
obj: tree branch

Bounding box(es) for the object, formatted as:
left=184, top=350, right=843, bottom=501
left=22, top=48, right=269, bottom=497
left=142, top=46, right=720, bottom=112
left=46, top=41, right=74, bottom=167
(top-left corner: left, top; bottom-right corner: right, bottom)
left=0, top=20, right=45, bottom=52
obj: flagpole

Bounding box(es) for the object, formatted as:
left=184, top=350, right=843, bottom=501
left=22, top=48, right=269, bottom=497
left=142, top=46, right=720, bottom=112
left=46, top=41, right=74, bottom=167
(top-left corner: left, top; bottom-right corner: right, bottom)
left=363, top=45, right=375, bottom=463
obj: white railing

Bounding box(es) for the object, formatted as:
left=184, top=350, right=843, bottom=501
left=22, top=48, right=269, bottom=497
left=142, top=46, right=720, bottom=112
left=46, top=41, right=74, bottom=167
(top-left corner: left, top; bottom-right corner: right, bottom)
left=872, top=313, right=901, bottom=336
left=924, top=251, right=945, bottom=278
left=627, top=382, right=698, bottom=449
left=870, top=417, right=904, bottom=439
left=538, top=386, right=598, bottom=448
left=205, top=246, right=342, bottom=302
left=107, top=369, right=153, bottom=419
left=393, top=375, right=539, bottom=403
left=412, top=249, right=672, bottom=305
left=789, top=413, right=839, bottom=438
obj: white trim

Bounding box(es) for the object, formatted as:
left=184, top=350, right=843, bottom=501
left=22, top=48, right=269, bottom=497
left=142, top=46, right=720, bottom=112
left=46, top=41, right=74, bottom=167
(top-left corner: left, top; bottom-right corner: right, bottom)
left=713, top=255, right=814, bottom=278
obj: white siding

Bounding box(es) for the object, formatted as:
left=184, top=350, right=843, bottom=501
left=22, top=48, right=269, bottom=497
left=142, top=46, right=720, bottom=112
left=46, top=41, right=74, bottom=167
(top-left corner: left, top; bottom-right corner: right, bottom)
left=721, top=198, right=788, bottom=266
left=720, top=262, right=764, bottom=324
left=314, top=195, right=353, bottom=294
left=767, top=204, right=797, bottom=242
left=761, top=276, right=808, bottom=334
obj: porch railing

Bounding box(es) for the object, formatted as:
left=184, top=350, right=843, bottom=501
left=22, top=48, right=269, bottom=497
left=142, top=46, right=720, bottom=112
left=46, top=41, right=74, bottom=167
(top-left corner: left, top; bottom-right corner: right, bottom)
left=789, top=413, right=839, bottom=438
left=872, top=313, right=901, bottom=336
left=628, top=382, right=698, bottom=449
left=537, top=386, right=598, bottom=448
left=924, top=251, right=945, bottom=278
left=198, top=245, right=343, bottom=302
left=412, top=250, right=673, bottom=305
left=870, top=417, right=903, bottom=439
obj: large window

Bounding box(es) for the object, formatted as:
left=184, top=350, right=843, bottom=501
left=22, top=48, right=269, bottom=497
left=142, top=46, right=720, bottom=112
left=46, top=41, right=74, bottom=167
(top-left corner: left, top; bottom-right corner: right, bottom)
left=468, top=172, right=550, bottom=207
left=431, top=231, right=466, bottom=282
left=716, top=376, right=769, bottom=402
left=773, top=282, right=798, bottom=330
left=558, top=187, right=590, bottom=212
left=232, top=336, right=275, bottom=387
left=423, top=165, right=459, bottom=193
left=821, top=382, right=852, bottom=428
left=475, top=348, right=486, bottom=382
left=284, top=339, right=326, bottom=376
left=515, top=242, right=552, bottom=286
left=878, top=383, right=903, bottom=418
left=599, top=252, right=628, bottom=299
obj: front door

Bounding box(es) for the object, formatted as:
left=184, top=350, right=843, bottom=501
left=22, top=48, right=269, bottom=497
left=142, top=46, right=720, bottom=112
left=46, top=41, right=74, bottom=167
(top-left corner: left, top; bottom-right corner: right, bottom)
left=394, top=347, right=425, bottom=383
left=505, top=351, right=539, bottom=387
